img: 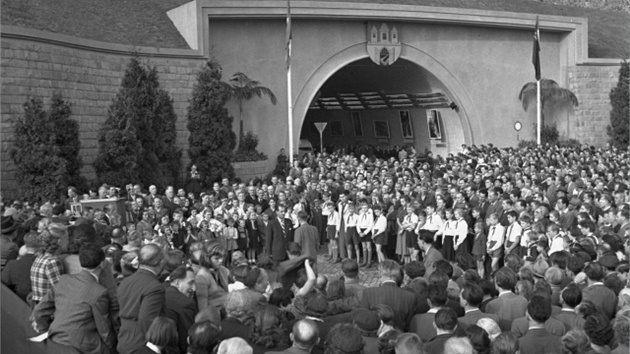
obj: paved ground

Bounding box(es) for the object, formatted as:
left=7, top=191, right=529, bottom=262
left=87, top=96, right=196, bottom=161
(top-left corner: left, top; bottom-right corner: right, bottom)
left=315, top=248, right=381, bottom=287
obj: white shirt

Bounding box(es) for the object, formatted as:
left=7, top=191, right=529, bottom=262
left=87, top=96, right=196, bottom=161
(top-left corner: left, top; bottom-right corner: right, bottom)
left=327, top=210, right=340, bottom=228
left=453, top=218, right=468, bottom=248
left=487, top=224, right=505, bottom=251
left=372, top=214, right=388, bottom=236
left=505, top=222, right=523, bottom=245
left=549, top=235, right=565, bottom=255
left=345, top=212, right=358, bottom=231
left=401, top=213, right=419, bottom=232
left=422, top=212, right=443, bottom=232
left=356, top=209, right=375, bottom=231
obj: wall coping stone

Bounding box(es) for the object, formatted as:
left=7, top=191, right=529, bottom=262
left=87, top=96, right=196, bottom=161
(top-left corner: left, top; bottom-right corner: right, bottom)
left=1, top=25, right=206, bottom=59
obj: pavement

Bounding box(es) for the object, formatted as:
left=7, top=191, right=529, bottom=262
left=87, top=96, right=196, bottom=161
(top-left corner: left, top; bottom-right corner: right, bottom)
left=315, top=248, right=381, bottom=287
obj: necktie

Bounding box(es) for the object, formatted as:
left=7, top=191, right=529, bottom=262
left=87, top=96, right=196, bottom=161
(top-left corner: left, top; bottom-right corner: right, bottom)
left=279, top=218, right=285, bottom=234
left=340, top=204, right=345, bottom=229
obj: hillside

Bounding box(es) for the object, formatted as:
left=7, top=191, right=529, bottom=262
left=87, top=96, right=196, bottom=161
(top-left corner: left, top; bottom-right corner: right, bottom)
left=1, top=0, right=628, bottom=58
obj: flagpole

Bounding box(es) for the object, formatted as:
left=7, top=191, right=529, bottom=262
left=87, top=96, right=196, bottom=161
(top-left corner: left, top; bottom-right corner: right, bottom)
left=286, top=0, right=294, bottom=165
left=534, top=16, right=542, bottom=145
left=288, top=61, right=294, bottom=165
left=537, top=79, right=541, bottom=145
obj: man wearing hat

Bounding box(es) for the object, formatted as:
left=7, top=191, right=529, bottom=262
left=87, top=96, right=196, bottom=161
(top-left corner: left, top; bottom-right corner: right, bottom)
left=1, top=215, right=20, bottom=270
left=351, top=308, right=380, bottom=353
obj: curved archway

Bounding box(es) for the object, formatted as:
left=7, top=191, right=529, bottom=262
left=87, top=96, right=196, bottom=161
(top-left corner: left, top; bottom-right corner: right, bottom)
left=293, top=43, right=482, bottom=154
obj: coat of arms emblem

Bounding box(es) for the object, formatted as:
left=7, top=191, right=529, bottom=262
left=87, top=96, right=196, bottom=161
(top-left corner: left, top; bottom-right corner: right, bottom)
left=367, top=23, right=401, bottom=66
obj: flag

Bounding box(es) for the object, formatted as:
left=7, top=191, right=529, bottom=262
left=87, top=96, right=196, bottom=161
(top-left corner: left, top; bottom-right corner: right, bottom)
left=532, top=16, right=541, bottom=81
left=285, top=0, right=292, bottom=71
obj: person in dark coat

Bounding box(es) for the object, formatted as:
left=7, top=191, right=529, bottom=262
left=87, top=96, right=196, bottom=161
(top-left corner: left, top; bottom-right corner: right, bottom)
left=117, top=244, right=166, bottom=354
left=360, top=260, right=416, bottom=331
left=517, top=295, right=563, bottom=354
left=293, top=211, right=319, bottom=264
left=2, top=231, right=40, bottom=302
left=164, top=266, right=197, bottom=354
left=266, top=206, right=291, bottom=268
left=423, top=308, right=458, bottom=354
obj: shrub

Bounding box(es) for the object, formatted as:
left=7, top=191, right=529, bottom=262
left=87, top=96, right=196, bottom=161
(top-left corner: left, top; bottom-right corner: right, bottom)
left=187, top=59, right=236, bottom=186
left=233, top=131, right=268, bottom=162
left=531, top=123, right=560, bottom=145
left=49, top=93, right=87, bottom=191
left=607, top=61, right=629, bottom=149
left=94, top=57, right=181, bottom=189
left=517, top=140, right=538, bottom=149
left=10, top=95, right=81, bottom=202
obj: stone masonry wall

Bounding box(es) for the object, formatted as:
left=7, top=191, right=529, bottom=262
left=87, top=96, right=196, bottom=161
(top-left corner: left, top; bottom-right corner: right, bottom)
left=1, top=31, right=207, bottom=197
left=567, top=64, right=621, bottom=147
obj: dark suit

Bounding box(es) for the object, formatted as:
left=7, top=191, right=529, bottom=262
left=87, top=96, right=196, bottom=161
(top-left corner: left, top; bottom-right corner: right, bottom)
left=409, top=312, right=437, bottom=342
left=32, top=270, right=116, bottom=354
left=510, top=316, right=566, bottom=338
left=423, top=333, right=455, bottom=354
left=517, top=328, right=563, bottom=354
left=294, top=223, right=319, bottom=262
left=485, top=292, right=528, bottom=331
left=553, top=309, right=585, bottom=331
left=458, top=309, right=499, bottom=329
left=117, top=268, right=165, bottom=354
left=582, top=283, right=617, bottom=320
left=266, top=218, right=288, bottom=265
left=1, top=253, right=36, bottom=302
left=265, top=346, right=311, bottom=354
left=217, top=317, right=251, bottom=341
left=423, top=246, right=443, bottom=280
left=360, top=282, right=416, bottom=330
left=164, top=286, right=197, bottom=354
left=486, top=200, right=503, bottom=220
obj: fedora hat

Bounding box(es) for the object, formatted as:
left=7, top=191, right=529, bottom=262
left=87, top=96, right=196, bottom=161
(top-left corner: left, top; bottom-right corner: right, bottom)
left=1, top=215, right=20, bottom=234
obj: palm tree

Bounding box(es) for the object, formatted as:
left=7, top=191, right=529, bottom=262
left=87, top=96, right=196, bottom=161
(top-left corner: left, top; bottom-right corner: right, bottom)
left=518, top=78, right=579, bottom=126
left=227, top=72, right=277, bottom=148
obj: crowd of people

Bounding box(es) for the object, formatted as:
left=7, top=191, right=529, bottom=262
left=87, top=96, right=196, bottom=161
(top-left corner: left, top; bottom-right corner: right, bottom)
left=1, top=142, right=629, bottom=354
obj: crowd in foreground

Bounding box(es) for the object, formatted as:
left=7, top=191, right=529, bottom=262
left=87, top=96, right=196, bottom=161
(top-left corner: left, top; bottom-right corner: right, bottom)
left=1, top=142, right=630, bottom=354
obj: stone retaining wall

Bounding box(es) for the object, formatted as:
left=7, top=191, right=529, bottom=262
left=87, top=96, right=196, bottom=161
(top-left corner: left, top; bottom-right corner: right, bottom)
left=567, top=64, right=621, bottom=147
left=233, top=160, right=270, bottom=183
left=1, top=26, right=206, bottom=197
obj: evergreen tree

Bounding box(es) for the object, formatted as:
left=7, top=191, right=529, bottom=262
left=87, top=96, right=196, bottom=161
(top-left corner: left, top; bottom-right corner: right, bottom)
left=49, top=93, right=87, bottom=191
left=10, top=97, right=70, bottom=202
left=155, top=89, right=182, bottom=187
left=95, top=57, right=181, bottom=189
left=607, top=61, right=629, bottom=149
left=187, top=59, right=236, bottom=186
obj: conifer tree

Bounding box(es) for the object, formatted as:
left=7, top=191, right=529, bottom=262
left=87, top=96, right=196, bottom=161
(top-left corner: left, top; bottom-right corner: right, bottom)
left=607, top=61, right=629, bottom=149
left=49, top=93, right=87, bottom=191
left=10, top=97, right=70, bottom=202
left=95, top=57, right=181, bottom=189
left=187, top=59, right=236, bottom=186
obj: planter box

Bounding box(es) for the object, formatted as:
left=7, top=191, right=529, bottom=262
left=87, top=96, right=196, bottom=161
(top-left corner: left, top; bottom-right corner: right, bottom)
left=233, top=160, right=270, bottom=182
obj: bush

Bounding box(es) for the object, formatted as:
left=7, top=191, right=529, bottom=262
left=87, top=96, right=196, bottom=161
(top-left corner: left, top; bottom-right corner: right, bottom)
left=187, top=59, right=236, bottom=186
left=94, top=57, right=181, bottom=189
left=517, top=140, right=538, bottom=149
left=10, top=95, right=84, bottom=203
left=557, top=139, right=581, bottom=148
left=233, top=131, right=268, bottom=162
left=49, top=93, right=87, bottom=191
left=607, top=61, right=629, bottom=149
